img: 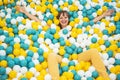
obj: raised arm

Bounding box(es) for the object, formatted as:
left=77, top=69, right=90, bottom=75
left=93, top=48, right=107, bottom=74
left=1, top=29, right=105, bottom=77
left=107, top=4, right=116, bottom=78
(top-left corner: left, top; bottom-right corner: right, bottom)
left=93, top=9, right=114, bottom=23
left=16, top=6, right=40, bottom=22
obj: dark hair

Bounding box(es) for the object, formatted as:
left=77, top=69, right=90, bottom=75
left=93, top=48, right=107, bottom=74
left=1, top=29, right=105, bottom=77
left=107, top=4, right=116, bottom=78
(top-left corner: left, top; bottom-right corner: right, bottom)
left=57, top=11, right=70, bottom=29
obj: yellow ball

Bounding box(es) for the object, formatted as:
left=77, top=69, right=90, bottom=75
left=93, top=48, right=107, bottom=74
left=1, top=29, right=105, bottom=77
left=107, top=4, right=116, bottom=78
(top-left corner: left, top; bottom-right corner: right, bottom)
left=14, top=43, right=20, bottom=49
left=43, top=52, right=49, bottom=59
left=22, top=19, right=26, bottom=24
left=0, top=60, right=7, bottom=67
left=3, top=0, right=8, bottom=5
left=77, top=29, right=82, bottom=34
left=96, top=76, right=104, bottom=80
left=74, top=18, right=80, bottom=23
left=0, top=1, right=3, bottom=6
left=83, top=17, right=89, bottom=22
left=60, top=75, right=67, bottom=80
left=69, top=5, right=75, bottom=11
left=9, top=32, right=14, bottom=37
left=48, top=0, right=53, bottom=2
left=92, top=0, right=99, bottom=3
left=71, top=32, right=77, bottom=38
left=69, top=66, right=75, bottom=70
left=98, top=39, right=104, bottom=45
left=30, top=2, right=35, bottom=8
left=71, top=53, right=78, bottom=60
left=75, top=64, right=82, bottom=71
left=109, top=45, right=118, bottom=51
left=47, top=4, right=52, bottom=9
left=65, top=40, right=71, bottom=46
left=13, top=49, right=20, bottom=57
left=53, top=11, right=58, bottom=17
left=41, top=61, right=48, bottom=69
left=61, top=62, right=68, bottom=67
left=40, top=70, right=47, bottom=76
left=102, top=6, right=108, bottom=11
left=69, top=21, right=75, bottom=27
left=37, top=75, right=44, bottom=80
left=54, top=19, right=59, bottom=25
left=27, top=0, right=32, bottom=3
left=114, top=16, right=119, bottom=21
left=64, top=2, right=68, bottom=7
left=97, top=10, right=103, bottom=16
left=39, top=34, right=44, bottom=38
left=25, top=71, right=33, bottom=79
left=8, top=54, right=14, bottom=59
left=54, top=33, right=60, bottom=39
left=35, top=64, right=43, bottom=72
left=47, top=20, right=52, bottom=26
left=9, top=70, right=17, bottom=79
left=59, top=49, right=65, bottom=56
left=36, top=5, right=41, bottom=11
left=116, top=3, right=120, bottom=8
left=116, top=12, right=120, bottom=18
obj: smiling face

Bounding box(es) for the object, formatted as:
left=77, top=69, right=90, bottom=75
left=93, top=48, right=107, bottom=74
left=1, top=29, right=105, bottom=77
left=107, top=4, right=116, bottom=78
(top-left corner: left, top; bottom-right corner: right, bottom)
left=57, top=11, right=70, bottom=29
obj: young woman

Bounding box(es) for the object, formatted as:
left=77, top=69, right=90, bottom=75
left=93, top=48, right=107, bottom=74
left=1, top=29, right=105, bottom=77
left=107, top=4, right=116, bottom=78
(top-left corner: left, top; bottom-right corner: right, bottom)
left=16, top=6, right=114, bottom=80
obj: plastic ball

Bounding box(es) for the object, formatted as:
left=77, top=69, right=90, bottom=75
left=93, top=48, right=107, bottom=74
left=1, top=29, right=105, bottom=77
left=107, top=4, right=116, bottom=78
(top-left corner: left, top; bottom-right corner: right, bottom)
left=0, top=67, right=6, bottom=75
left=62, top=66, right=69, bottom=72
left=77, top=70, right=85, bottom=77
left=8, top=60, right=15, bottom=68
left=0, top=50, right=6, bottom=56
left=9, top=70, right=17, bottom=79
left=13, top=65, right=20, bottom=72
left=91, top=37, right=97, bottom=43
left=6, top=67, right=12, bottom=74
left=25, top=71, right=33, bottom=79
left=85, top=71, right=92, bottom=78
left=20, top=67, right=28, bottom=74
left=109, top=73, right=116, bottom=80
left=108, top=58, right=115, bottom=65
left=44, top=74, right=52, bottom=80
left=92, top=71, right=99, bottom=78
left=117, top=74, right=120, bottom=80
left=115, top=53, right=120, bottom=59
left=20, top=60, right=27, bottom=67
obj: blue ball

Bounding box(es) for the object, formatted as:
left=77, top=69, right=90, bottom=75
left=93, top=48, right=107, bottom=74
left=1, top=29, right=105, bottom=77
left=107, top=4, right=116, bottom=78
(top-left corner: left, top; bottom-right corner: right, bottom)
left=64, top=53, right=69, bottom=58
left=89, top=21, right=94, bottom=26
left=102, top=29, right=108, bottom=35
left=62, top=66, right=69, bottom=72
left=117, top=74, right=120, bottom=80
left=59, top=68, right=63, bottom=75
left=73, top=12, right=78, bottom=18
left=0, top=74, right=8, bottom=80
left=0, top=67, right=6, bottom=75
left=20, top=60, right=27, bottom=67
left=26, top=29, right=32, bottom=35
left=115, top=59, right=120, bottom=65
left=28, top=62, right=35, bottom=68
left=6, top=56, right=12, bottom=61
left=70, top=17, right=74, bottom=21
left=60, top=41, right=65, bottom=46
left=49, top=14, right=54, bottom=20
left=80, top=0, right=87, bottom=5
left=71, top=44, right=76, bottom=50
left=8, top=60, right=15, bottom=68
left=20, top=77, right=28, bottom=80
left=50, top=29, right=56, bottom=34
left=52, top=39, right=58, bottom=44
left=69, top=61, right=75, bottom=66
left=82, top=22, right=88, bottom=27
left=71, top=70, right=77, bottom=76
left=26, top=56, right=32, bottom=62
left=38, top=56, right=44, bottom=62
left=77, top=24, right=82, bottom=29
left=0, top=46, right=4, bottom=50
left=33, top=42, right=39, bottom=48
left=38, top=48, right=44, bottom=55
left=6, top=46, right=13, bottom=54
left=76, top=47, right=83, bottom=54
left=21, top=43, right=29, bottom=50
left=66, top=47, right=73, bottom=54
left=27, top=50, right=34, bottom=57
left=91, top=37, right=97, bottom=43
left=74, top=74, right=81, bottom=80
left=32, top=35, right=38, bottom=42
left=104, top=40, right=111, bottom=47
left=62, top=29, right=68, bottom=35
left=87, top=77, right=94, bottom=80
left=59, top=37, right=64, bottom=41
left=13, top=28, right=18, bottom=34
left=107, top=50, right=113, bottom=58
left=117, top=42, right=120, bottom=48
left=0, top=29, right=4, bottom=35
left=6, top=18, right=11, bottom=24
left=92, top=71, right=99, bottom=78
left=14, top=58, right=20, bottom=65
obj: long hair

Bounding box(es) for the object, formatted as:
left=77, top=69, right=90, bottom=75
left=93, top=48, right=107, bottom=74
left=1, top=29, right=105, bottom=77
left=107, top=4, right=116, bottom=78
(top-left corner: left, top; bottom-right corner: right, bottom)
left=57, top=11, right=70, bottom=29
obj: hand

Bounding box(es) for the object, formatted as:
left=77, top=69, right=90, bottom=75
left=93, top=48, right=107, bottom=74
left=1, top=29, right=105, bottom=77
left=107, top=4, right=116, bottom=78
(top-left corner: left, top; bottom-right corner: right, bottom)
left=103, top=9, right=114, bottom=16
left=16, top=5, right=26, bottom=13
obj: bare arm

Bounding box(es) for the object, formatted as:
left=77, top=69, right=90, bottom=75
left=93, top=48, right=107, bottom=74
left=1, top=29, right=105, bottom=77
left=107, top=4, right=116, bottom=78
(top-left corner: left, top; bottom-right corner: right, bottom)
left=93, top=9, right=114, bottom=23
left=16, top=6, right=40, bottom=22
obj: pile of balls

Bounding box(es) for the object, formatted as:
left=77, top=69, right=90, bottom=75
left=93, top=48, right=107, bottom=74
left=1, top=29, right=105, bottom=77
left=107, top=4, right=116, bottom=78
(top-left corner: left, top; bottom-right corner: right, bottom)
left=0, top=0, right=120, bottom=80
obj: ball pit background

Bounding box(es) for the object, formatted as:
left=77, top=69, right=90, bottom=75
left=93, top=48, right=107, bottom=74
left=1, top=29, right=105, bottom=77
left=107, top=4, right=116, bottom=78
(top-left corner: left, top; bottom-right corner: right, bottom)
left=0, top=0, right=120, bottom=80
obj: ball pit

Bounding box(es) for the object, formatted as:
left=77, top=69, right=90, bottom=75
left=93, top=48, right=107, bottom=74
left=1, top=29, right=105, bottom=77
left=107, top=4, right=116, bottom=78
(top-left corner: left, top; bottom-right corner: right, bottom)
left=0, top=0, right=120, bottom=80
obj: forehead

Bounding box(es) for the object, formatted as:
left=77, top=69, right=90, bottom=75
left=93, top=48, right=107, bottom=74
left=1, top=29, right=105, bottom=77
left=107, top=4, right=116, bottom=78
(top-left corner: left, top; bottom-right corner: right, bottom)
left=60, top=13, right=68, bottom=17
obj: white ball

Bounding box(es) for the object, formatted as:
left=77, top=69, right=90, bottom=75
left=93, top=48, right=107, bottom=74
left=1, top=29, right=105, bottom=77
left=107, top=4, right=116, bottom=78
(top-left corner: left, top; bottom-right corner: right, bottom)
left=53, top=48, right=59, bottom=54
left=45, top=39, right=52, bottom=45
left=0, top=12, right=5, bottom=18
left=12, top=78, right=18, bottom=80
left=100, top=45, right=106, bottom=51
left=33, top=53, right=39, bottom=59
left=115, top=53, right=120, bottom=59
left=102, top=53, right=109, bottom=60
left=0, top=50, right=6, bottom=56
left=108, top=58, right=115, bottom=65
left=36, top=0, right=40, bottom=5
left=59, top=0, right=64, bottom=5
left=1, top=43, right=7, bottom=49
left=107, top=65, right=114, bottom=70
left=11, top=18, right=17, bottom=24
left=92, top=12, right=97, bottom=17
left=37, top=38, right=44, bottom=44
left=89, top=29, right=94, bottom=34
left=30, top=77, right=37, bottom=80
left=16, top=17, right=24, bottom=22
left=13, top=65, right=21, bottom=72
left=62, top=58, right=69, bottom=63
left=81, top=77, right=87, bottom=80
left=69, top=37, right=76, bottom=44
left=20, top=67, right=28, bottom=74
left=77, top=70, right=85, bottom=77
left=46, top=12, right=51, bottom=17
left=53, top=4, right=58, bottom=9
left=18, top=56, right=25, bottom=60
left=0, top=35, right=6, bottom=42
left=51, top=24, right=56, bottom=29
left=41, top=21, right=47, bottom=26
left=16, top=1, right=21, bottom=5
left=17, top=72, right=22, bottom=78
left=88, top=66, right=95, bottom=73
left=38, top=14, right=44, bottom=20
left=6, top=8, right=12, bottom=13
left=18, top=24, right=25, bottom=30
left=72, top=60, right=78, bottom=65
left=78, top=4, right=83, bottom=10
left=85, top=71, right=92, bottom=78
left=32, top=59, right=39, bottom=65
left=34, top=72, right=40, bottom=77
left=54, top=43, right=60, bottom=48
left=44, top=74, right=52, bottom=80
left=85, top=4, right=91, bottom=9
left=102, top=35, right=108, bottom=40
left=6, top=67, right=12, bottom=74
left=103, top=60, right=109, bottom=66
left=109, top=73, right=116, bottom=80
left=24, top=39, right=31, bottom=45
left=29, top=68, right=36, bottom=74
left=14, top=37, right=20, bottom=43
